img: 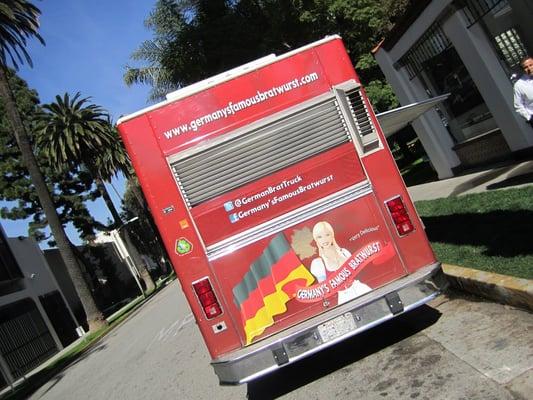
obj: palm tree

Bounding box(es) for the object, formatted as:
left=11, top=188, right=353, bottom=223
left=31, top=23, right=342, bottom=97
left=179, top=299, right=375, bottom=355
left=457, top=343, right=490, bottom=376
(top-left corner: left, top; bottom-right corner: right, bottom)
left=0, top=0, right=107, bottom=331
left=36, top=93, right=123, bottom=221
left=35, top=93, right=156, bottom=292
left=123, top=0, right=185, bottom=101
left=124, top=44, right=178, bottom=102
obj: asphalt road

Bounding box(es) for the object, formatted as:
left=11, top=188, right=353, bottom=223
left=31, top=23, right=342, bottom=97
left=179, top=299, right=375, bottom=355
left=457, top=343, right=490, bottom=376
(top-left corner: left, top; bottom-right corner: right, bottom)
left=28, top=280, right=532, bottom=400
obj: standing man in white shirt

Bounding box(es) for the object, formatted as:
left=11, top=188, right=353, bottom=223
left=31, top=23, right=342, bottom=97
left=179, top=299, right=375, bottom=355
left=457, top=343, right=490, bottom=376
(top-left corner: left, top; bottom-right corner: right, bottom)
left=514, top=56, right=533, bottom=127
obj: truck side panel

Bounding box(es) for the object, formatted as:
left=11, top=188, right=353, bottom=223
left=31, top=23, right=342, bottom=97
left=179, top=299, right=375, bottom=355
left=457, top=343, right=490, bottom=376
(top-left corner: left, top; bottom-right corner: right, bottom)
left=118, top=116, right=242, bottom=356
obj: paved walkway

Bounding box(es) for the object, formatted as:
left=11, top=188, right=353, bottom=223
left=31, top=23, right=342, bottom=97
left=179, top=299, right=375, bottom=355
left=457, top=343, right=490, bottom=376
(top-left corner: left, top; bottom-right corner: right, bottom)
left=408, top=160, right=533, bottom=201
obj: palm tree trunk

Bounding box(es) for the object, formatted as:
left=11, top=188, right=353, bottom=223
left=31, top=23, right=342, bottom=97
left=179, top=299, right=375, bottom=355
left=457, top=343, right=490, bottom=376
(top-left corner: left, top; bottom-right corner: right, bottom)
left=0, top=68, right=107, bottom=332
left=95, top=177, right=122, bottom=227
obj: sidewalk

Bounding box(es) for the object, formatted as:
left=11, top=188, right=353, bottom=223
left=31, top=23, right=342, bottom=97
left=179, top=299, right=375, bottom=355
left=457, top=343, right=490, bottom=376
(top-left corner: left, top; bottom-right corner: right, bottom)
left=408, top=160, right=533, bottom=201
left=407, top=160, right=533, bottom=312
left=0, top=287, right=166, bottom=398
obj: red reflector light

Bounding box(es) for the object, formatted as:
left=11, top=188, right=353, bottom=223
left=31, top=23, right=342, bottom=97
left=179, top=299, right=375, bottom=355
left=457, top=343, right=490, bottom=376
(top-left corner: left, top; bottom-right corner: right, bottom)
left=386, top=196, right=414, bottom=236
left=192, top=278, right=223, bottom=319
left=204, top=303, right=222, bottom=318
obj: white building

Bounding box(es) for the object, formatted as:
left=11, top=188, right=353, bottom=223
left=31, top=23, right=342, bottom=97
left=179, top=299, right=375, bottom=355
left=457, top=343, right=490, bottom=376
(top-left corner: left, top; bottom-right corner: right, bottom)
left=374, top=0, right=533, bottom=178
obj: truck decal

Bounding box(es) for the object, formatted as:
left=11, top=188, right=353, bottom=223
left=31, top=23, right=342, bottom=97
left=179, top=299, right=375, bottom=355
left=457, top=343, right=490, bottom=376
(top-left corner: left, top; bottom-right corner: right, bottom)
left=232, top=233, right=315, bottom=344
left=162, top=72, right=320, bottom=139
left=296, top=241, right=391, bottom=303
left=224, top=174, right=335, bottom=224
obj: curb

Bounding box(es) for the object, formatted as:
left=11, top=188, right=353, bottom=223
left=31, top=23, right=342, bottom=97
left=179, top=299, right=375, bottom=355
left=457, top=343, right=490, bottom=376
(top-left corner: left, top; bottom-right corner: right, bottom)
left=442, top=264, right=533, bottom=312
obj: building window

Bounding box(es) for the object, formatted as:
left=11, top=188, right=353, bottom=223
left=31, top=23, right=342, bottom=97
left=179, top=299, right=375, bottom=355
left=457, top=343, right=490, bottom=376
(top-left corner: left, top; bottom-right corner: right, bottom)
left=459, top=0, right=530, bottom=75
left=494, top=28, right=527, bottom=69
left=417, top=46, right=495, bottom=143
left=0, top=232, right=23, bottom=282
left=397, top=23, right=451, bottom=80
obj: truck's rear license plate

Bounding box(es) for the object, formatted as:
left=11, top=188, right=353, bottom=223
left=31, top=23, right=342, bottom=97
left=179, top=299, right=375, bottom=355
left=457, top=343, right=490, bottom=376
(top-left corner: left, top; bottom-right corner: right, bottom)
left=318, top=313, right=356, bottom=343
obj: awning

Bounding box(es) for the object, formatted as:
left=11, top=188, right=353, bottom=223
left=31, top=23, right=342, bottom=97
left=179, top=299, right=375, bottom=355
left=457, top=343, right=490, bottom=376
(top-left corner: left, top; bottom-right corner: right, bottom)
left=376, top=94, right=449, bottom=138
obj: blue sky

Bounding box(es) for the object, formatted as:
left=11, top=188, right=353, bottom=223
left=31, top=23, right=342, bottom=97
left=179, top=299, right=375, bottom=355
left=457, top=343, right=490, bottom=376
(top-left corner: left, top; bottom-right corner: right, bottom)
left=1, top=0, right=159, bottom=244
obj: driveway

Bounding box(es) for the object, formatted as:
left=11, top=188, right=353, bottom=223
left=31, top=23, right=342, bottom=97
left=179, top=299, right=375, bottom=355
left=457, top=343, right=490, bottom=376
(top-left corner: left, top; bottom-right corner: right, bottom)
left=28, top=281, right=532, bottom=400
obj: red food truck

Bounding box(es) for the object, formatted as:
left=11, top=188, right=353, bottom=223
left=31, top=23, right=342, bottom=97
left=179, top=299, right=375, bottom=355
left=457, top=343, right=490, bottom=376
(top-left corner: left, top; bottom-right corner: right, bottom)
left=117, top=35, right=447, bottom=385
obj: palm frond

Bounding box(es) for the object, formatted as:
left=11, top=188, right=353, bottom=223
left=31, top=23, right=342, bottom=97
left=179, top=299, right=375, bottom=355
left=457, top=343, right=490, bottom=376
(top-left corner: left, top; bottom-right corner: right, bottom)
left=35, top=92, right=119, bottom=175
left=0, top=0, right=45, bottom=70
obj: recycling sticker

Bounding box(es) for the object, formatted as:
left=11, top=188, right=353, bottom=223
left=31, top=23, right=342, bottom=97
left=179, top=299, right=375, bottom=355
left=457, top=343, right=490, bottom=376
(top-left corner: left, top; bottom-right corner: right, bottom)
left=175, top=238, right=193, bottom=255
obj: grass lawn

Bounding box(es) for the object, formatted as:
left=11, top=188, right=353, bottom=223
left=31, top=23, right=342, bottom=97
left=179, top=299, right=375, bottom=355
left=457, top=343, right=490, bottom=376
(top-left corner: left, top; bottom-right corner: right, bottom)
left=415, top=186, right=533, bottom=280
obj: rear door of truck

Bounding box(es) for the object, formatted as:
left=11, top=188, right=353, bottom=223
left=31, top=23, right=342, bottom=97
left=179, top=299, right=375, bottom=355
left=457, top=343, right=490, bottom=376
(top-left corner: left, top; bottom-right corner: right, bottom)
left=168, top=86, right=409, bottom=346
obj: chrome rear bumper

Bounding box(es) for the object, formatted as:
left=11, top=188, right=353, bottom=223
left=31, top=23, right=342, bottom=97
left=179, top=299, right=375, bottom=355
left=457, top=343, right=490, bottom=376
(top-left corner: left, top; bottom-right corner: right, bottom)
left=212, top=262, right=447, bottom=385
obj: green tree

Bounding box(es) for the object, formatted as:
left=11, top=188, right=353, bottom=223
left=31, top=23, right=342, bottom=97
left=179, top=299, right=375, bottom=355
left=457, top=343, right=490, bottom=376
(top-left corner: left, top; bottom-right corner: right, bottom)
left=0, top=73, right=111, bottom=245
left=1, top=75, right=142, bottom=253
left=124, top=0, right=187, bottom=100
left=35, top=93, right=123, bottom=225
left=0, top=0, right=107, bottom=331
left=35, top=92, right=156, bottom=292
left=293, top=0, right=410, bottom=105
left=124, top=0, right=310, bottom=100
left=121, top=177, right=170, bottom=278
left=126, top=0, right=410, bottom=110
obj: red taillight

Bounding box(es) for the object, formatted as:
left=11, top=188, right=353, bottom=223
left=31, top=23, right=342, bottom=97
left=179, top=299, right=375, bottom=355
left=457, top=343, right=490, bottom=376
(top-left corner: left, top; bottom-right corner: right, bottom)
left=199, top=290, right=216, bottom=305
left=192, top=278, right=223, bottom=319
left=386, top=196, right=415, bottom=236
left=193, top=279, right=211, bottom=295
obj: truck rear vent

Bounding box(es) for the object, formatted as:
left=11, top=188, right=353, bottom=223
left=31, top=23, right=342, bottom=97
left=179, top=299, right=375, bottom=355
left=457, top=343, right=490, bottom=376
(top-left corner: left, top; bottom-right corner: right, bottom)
left=346, top=88, right=376, bottom=139
left=170, top=98, right=351, bottom=207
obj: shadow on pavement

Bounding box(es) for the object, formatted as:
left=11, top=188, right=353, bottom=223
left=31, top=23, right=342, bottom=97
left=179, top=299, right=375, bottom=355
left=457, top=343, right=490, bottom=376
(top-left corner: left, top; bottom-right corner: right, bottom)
left=7, top=344, right=109, bottom=400
left=246, top=305, right=442, bottom=400
left=486, top=172, right=533, bottom=190
left=33, top=373, right=65, bottom=400
left=448, top=166, right=513, bottom=197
